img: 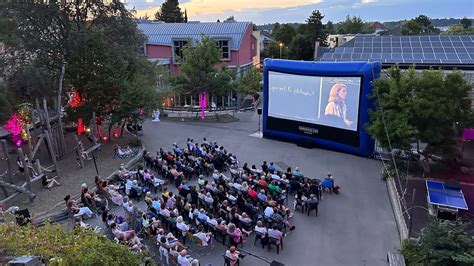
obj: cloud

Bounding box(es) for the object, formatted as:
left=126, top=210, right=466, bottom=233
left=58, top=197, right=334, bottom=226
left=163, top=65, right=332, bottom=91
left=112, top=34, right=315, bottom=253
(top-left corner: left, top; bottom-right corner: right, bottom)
left=132, top=0, right=474, bottom=24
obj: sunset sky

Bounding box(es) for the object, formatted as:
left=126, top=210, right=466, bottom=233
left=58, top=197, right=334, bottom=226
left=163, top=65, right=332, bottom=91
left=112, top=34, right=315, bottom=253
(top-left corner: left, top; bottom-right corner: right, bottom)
left=127, top=0, right=473, bottom=24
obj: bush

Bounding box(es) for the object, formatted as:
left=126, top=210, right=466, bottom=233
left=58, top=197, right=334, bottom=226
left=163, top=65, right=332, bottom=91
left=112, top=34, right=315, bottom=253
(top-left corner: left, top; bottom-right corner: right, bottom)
left=0, top=221, right=145, bottom=265
left=401, top=220, right=474, bottom=265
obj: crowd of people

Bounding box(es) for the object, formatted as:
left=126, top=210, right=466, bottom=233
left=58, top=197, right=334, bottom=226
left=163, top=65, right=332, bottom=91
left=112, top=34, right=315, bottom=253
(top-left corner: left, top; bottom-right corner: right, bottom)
left=62, top=137, right=339, bottom=265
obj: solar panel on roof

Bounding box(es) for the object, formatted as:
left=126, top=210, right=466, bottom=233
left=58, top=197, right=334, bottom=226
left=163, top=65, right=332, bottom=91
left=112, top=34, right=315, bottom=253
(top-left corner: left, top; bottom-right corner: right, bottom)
left=320, top=35, right=474, bottom=65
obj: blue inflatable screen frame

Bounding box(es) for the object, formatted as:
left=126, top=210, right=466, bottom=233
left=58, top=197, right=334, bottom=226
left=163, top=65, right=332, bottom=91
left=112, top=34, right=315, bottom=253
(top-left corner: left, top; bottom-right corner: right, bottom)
left=262, top=59, right=381, bottom=157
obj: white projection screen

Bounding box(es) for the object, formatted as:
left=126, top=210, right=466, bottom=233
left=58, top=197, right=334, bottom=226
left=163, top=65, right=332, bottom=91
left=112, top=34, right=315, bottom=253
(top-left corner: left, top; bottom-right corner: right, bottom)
left=268, top=71, right=362, bottom=131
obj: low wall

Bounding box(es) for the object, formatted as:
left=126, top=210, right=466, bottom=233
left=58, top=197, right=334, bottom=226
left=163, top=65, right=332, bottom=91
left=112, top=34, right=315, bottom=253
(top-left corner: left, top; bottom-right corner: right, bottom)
left=386, top=177, right=409, bottom=242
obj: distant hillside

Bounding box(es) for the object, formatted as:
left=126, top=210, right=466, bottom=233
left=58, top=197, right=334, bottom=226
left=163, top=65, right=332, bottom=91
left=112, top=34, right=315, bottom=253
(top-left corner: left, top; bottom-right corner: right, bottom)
left=257, top=18, right=465, bottom=33
left=256, top=23, right=301, bottom=32
left=384, top=18, right=462, bottom=29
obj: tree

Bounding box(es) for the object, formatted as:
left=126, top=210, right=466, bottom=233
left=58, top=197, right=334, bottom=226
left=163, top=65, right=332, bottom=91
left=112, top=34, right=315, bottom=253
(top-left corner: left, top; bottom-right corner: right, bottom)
left=326, top=21, right=335, bottom=34
left=0, top=220, right=145, bottom=265
left=305, top=10, right=328, bottom=47
left=443, top=25, right=474, bottom=35
left=154, top=0, right=184, bottom=23
left=225, top=16, right=236, bottom=22
left=366, top=66, right=472, bottom=161
left=1, top=2, right=159, bottom=131
left=272, top=24, right=296, bottom=46
left=169, top=36, right=232, bottom=97
left=402, top=15, right=439, bottom=35
left=289, top=34, right=314, bottom=60
left=402, top=220, right=474, bottom=265
left=460, top=17, right=472, bottom=29
left=261, top=41, right=288, bottom=59
left=338, top=15, right=370, bottom=34
left=236, top=68, right=262, bottom=95
left=0, top=88, right=12, bottom=124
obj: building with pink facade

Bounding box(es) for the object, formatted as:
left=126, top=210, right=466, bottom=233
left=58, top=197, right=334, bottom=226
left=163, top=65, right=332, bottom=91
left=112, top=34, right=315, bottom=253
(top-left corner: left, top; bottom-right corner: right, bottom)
left=137, top=21, right=258, bottom=75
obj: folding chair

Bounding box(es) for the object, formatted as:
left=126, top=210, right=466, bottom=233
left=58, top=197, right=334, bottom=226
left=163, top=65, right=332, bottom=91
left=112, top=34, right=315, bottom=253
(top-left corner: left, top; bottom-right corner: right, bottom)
left=267, top=236, right=283, bottom=254
left=254, top=231, right=266, bottom=248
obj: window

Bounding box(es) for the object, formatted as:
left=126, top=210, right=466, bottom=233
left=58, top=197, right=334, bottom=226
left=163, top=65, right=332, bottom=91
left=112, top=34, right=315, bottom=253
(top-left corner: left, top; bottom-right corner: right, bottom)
left=173, top=40, right=188, bottom=63
left=216, top=40, right=230, bottom=60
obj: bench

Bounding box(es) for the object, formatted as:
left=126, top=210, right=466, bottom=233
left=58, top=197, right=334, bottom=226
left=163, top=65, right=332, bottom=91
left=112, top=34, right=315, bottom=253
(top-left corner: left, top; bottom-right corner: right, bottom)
left=387, top=251, right=406, bottom=266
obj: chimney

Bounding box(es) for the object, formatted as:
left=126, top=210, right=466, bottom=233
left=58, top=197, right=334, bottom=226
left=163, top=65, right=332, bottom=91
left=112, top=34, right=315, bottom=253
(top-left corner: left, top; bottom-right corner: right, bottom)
left=314, top=41, right=320, bottom=61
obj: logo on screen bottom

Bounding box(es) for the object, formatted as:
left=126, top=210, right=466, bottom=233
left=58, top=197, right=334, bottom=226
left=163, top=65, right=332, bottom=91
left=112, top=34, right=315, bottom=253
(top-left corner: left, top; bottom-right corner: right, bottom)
left=298, top=126, right=319, bottom=135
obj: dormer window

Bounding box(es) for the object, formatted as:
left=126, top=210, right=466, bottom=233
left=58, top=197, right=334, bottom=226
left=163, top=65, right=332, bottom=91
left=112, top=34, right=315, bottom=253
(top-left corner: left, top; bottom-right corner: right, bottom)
left=173, top=40, right=188, bottom=63
left=216, top=40, right=230, bottom=60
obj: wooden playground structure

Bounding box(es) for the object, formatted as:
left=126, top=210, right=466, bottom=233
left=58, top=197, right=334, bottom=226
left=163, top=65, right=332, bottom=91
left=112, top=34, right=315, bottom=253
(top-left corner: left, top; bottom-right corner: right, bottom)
left=0, top=99, right=101, bottom=205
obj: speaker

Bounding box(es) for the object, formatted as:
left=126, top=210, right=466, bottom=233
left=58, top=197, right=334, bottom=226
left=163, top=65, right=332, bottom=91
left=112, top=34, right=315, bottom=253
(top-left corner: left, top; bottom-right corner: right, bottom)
left=257, top=108, right=262, bottom=115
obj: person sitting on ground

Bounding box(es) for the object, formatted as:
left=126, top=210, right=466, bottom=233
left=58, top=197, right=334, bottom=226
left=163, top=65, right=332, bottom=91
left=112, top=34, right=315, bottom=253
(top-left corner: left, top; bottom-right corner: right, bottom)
left=64, top=195, right=94, bottom=219
left=42, top=175, right=60, bottom=189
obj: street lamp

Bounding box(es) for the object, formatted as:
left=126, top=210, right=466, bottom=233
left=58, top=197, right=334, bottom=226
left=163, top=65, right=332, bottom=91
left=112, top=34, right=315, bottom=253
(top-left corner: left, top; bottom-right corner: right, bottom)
left=279, top=42, right=283, bottom=59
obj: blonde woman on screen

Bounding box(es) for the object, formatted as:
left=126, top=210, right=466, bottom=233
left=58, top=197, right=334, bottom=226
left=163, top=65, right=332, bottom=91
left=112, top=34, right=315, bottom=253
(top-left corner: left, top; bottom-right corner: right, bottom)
left=324, top=83, right=353, bottom=127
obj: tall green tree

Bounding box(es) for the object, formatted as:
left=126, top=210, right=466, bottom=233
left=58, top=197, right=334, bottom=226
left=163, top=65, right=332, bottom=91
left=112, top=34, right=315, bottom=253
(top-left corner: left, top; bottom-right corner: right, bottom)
left=272, top=24, right=296, bottom=46
left=154, top=0, right=185, bottom=23
left=402, top=15, right=439, bottom=35
left=236, top=68, right=262, bottom=95
left=1, top=2, right=159, bottom=129
left=305, top=10, right=328, bottom=47
left=169, top=36, right=233, bottom=97
left=326, top=21, right=335, bottom=34
left=289, top=34, right=314, bottom=60
left=338, top=15, right=371, bottom=34
left=402, top=220, right=474, bottom=265
left=366, top=66, right=472, bottom=160
left=460, top=17, right=472, bottom=29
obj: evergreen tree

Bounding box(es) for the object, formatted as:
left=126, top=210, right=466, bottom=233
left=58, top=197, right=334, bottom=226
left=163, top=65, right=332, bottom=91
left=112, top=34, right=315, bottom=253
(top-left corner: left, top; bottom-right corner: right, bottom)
left=460, top=17, right=472, bottom=29
left=272, top=24, right=296, bottom=46
left=305, top=10, right=328, bottom=47
left=289, top=34, right=314, bottom=60
left=401, top=15, right=439, bottom=35
left=326, top=21, right=335, bottom=34
left=154, top=0, right=184, bottom=23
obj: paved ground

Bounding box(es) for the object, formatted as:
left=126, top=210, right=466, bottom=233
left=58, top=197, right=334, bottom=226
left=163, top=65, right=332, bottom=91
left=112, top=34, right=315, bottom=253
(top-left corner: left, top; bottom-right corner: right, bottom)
left=2, top=132, right=137, bottom=215
left=131, top=109, right=400, bottom=266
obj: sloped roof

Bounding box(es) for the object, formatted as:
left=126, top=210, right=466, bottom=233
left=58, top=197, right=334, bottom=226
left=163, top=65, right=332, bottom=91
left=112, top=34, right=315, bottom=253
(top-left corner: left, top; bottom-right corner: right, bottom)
left=137, top=21, right=251, bottom=50
left=320, top=35, right=474, bottom=66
